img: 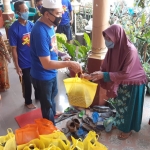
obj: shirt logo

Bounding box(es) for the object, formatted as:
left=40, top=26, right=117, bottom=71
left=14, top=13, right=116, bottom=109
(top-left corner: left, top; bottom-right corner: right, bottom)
left=50, top=35, right=58, bottom=54
left=22, top=33, right=31, bottom=47
left=62, top=5, right=67, bottom=12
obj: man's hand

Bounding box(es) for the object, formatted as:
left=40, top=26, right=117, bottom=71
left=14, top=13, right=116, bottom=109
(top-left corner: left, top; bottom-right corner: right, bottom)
left=69, top=61, right=82, bottom=73
left=16, top=66, right=23, bottom=76
left=90, top=71, right=104, bottom=81
left=70, top=19, right=73, bottom=25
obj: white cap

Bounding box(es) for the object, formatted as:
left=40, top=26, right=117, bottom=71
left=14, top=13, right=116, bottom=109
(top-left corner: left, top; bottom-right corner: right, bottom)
left=43, top=0, right=62, bottom=9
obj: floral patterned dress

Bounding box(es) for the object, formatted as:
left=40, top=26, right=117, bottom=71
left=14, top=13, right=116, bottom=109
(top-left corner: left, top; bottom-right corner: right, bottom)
left=103, top=72, right=145, bottom=133
left=113, top=84, right=145, bottom=133
left=0, top=32, right=10, bottom=90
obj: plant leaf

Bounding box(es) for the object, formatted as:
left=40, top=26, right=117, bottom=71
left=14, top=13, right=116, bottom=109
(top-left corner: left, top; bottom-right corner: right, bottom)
left=84, top=32, right=91, bottom=47
left=74, top=40, right=81, bottom=46
left=141, top=13, right=146, bottom=26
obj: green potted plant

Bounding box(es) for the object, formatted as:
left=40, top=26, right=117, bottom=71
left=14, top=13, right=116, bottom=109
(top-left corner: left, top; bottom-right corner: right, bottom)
left=143, top=62, right=150, bottom=94
left=56, top=32, right=92, bottom=76
left=4, top=16, right=16, bottom=39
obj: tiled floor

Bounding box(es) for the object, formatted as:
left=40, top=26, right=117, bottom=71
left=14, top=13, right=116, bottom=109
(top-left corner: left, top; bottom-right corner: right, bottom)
left=0, top=28, right=150, bottom=150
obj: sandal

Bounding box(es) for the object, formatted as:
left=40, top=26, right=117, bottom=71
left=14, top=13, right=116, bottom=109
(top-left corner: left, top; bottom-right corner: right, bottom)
left=64, top=107, right=79, bottom=114
left=76, top=126, right=88, bottom=139
left=82, top=123, right=93, bottom=131
left=55, top=113, right=75, bottom=123
left=66, top=120, right=77, bottom=133
left=103, top=117, right=115, bottom=132
left=72, top=117, right=80, bottom=129
left=118, top=132, right=132, bottom=140
left=92, top=112, right=99, bottom=123
left=100, top=111, right=113, bottom=119
left=91, top=106, right=111, bottom=113
left=61, top=128, right=69, bottom=134
left=78, top=110, right=86, bottom=118
left=82, top=115, right=96, bottom=128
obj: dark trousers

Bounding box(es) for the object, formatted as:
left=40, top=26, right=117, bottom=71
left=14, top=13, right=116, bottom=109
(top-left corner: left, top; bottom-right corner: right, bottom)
left=31, top=77, right=58, bottom=124
left=21, top=68, right=39, bottom=105
left=56, top=23, right=73, bottom=41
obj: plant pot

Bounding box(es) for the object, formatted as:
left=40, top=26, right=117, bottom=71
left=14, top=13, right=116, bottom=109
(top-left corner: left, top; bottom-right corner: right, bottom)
left=0, top=10, right=4, bottom=28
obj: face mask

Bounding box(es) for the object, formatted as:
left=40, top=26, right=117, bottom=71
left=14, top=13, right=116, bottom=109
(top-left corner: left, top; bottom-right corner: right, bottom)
left=105, top=39, right=115, bottom=49
left=48, top=12, right=62, bottom=27
left=20, top=11, right=29, bottom=20
left=37, top=5, right=42, bottom=11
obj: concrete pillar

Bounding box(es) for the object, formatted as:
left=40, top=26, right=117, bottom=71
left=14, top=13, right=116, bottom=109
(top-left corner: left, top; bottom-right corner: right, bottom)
left=2, top=0, right=14, bottom=14
left=31, top=0, right=35, bottom=8
left=89, top=0, right=110, bottom=60
left=2, top=0, right=14, bottom=23
left=87, top=0, right=110, bottom=106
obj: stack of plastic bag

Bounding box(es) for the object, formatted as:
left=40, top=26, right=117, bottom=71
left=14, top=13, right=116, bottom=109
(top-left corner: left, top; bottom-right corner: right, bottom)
left=0, top=119, right=108, bottom=150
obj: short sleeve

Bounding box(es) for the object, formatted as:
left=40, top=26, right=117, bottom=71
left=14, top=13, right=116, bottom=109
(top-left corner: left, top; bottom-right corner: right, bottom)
left=68, top=0, right=72, bottom=12
left=31, top=27, right=50, bottom=57
left=8, top=27, right=17, bottom=46
left=29, top=21, right=34, bottom=28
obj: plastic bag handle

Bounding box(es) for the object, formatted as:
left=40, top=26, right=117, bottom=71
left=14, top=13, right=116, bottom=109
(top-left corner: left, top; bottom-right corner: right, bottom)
left=75, top=74, right=78, bottom=78
left=7, top=128, right=14, bottom=138
left=23, top=144, right=37, bottom=150
left=47, top=144, right=58, bottom=150
left=70, top=138, right=83, bottom=150
left=90, top=134, right=100, bottom=147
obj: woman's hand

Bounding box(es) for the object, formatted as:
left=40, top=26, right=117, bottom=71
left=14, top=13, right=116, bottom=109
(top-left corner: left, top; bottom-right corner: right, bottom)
left=80, top=73, right=91, bottom=80
left=90, top=71, right=104, bottom=81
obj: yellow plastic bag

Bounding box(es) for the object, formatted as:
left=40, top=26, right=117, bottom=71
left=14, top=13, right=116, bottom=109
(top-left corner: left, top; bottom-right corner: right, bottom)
left=0, top=128, right=14, bottom=146
left=0, top=128, right=15, bottom=150
left=40, top=131, right=70, bottom=150
left=4, top=137, right=16, bottom=150
left=17, top=138, right=45, bottom=150
left=23, top=144, right=39, bottom=150
left=70, top=137, right=84, bottom=150
left=44, top=144, right=61, bottom=150
left=83, top=131, right=107, bottom=150
left=64, top=75, right=98, bottom=108
left=0, top=146, right=3, bottom=150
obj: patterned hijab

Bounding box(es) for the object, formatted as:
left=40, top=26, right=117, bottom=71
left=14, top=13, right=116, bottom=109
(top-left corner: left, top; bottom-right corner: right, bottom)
left=101, top=24, right=147, bottom=98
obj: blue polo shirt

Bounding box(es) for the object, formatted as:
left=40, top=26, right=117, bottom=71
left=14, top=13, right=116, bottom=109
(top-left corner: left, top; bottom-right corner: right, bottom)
left=60, top=0, right=72, bottom=25
left=8, top=20, right=34, bottom=69
left=30, top=21, right=58, bottom=80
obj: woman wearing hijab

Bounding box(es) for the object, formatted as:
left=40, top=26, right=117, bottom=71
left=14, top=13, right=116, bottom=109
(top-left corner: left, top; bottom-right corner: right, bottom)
left=82, top=24, right=147, bottom=140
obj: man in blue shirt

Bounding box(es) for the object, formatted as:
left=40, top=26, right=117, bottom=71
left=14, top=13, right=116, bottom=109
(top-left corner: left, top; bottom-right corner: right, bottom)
left=33, top=0, right=43, bottom=23
left=9, top=1, right=38, bottom=109
left=56, top=0, right=73, bottom=43
left=30, top=0, right=81, bottom=124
